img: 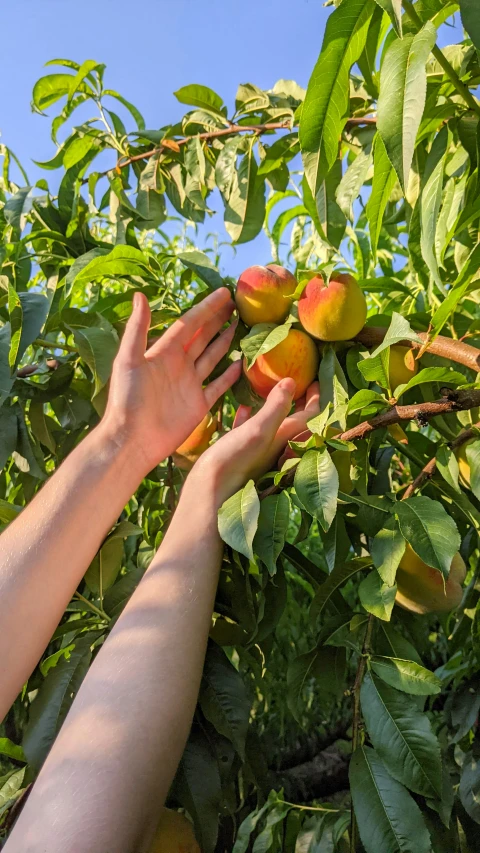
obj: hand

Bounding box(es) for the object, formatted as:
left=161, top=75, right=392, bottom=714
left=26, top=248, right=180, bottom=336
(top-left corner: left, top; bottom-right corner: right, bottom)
left=192, top=379, right=320, bottom=506
left=101, top=288, right=241, bottom=475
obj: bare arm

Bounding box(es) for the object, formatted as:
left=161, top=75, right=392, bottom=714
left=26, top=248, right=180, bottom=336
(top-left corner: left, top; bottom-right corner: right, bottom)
left=0, top=288, right=239, bottom=719
left=5, top=379, right=319, bottom=853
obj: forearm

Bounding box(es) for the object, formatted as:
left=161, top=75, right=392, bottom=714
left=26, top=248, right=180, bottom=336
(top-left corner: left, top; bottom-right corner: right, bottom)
left=0, top=424, right=144, bottom=718
left=5, top=471, right=224, bottom=853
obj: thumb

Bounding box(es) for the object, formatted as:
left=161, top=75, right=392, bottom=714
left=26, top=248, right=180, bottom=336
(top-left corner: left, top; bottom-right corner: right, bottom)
left=256, top=378, right=296, bottom=434
left=119, top=292, right=150, bottom=367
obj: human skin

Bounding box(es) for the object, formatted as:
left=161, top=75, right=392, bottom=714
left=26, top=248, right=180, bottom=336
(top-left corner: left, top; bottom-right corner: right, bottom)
left=389, top=344, right=418, bottom=391
left=0, top=287, right=241, bottom=720
left=235, top=263, right=297, bottom=327
left=395, top=545, right=466, bottom=614
left=277, top=426, right=353, bottom=493
left=4, top=378, right=319, bottom=853
left=298, top=273, right=367, bottom=341
left=245, top=328, right=319, bottom=400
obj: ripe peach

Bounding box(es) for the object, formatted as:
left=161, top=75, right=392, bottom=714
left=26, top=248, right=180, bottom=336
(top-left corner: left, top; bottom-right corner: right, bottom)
left=235, top=264, right=297, bottom=327
left=278, top=426, right=353, bottom=493
left=173, top=413, right=216, bottom=471
left=395, top=544, right=466, bottom=614
left=456, top=440, right=474, bottom=488
left=389, top=345, right=418, bottom=391
left=244, top=329, right=319, bottom=401
left=149, top=808, right=200, bottom=853
left=297, top=273, right=367, bottom=341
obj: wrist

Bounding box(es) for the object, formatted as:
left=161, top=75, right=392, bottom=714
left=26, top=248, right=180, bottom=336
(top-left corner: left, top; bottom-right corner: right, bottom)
left=90, top=420, right=149, bottom=486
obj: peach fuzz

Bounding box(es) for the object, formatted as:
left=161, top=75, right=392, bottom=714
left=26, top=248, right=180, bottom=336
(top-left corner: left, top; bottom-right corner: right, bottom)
left=389, top=344, right=418, bottom=391
left=298, top=273, right=367, bottom=341
left=395, top=545, right=466, bottom=615
left=244, top=329, right=319, bottom=401
left=173, top=413, right=216, bottom=471
left=235, top=264, right=297, bottom=327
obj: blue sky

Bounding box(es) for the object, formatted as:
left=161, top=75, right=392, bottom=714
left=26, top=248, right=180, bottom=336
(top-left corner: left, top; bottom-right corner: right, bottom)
left=0, top=0, right=463, bottom=277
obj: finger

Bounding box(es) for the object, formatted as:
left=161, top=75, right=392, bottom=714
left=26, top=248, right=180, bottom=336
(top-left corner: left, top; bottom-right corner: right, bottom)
left=294, top=395, right=306, bottom=413
left=204, top=360, right=242, bottom=409
left=119, top=292, right=151, bottom=367
left=195, top=320, right=238, bottom=381
left=255, top=378, right=296, bottom=434
left=165, top=288, right=233, bottom=347
left=233, top=405, right=252, bottom=429
left=304, top=381, right=320, bottom=413
left=185, top=302, right=235, bottom=361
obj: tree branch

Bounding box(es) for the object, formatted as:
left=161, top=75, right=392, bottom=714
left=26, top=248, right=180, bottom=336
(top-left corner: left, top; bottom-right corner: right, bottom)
left=355, top=326, right=480, bottom=373
left=402, top=421, right=480, bottom=500
left=276, top=744, right=349, bottom=803
left=84, top=117, right=377, bottom=183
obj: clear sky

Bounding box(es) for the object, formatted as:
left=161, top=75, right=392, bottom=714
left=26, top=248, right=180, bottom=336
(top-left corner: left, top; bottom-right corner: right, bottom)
left=0, top=0, right=463, bottom=277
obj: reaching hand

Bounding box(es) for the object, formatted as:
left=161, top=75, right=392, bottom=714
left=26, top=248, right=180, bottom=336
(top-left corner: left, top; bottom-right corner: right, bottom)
left=102, top=288, right=241, bottom=476
left=193, top=379, right=320, bottom=506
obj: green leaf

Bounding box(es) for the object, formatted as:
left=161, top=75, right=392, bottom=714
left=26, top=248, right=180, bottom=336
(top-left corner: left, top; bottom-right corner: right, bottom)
left=200, top=645, right=250, bottom=759
left=300, top=0, right=375, bottom=195
left=287, top=645, right=346, bottom=722
left=63, top=133, right=98, bottom=170
left=72, top=325, right=119, bottom=401
left=336, top=148, right=373, bottom=221
left=347, top=388, right=389, bottom=415
left=373, top=0, right=402, bottom=36
left=23, top=635, right=94, bottom=770
left=394, top=496, right=461, bottom=580
left=224, top=142, right=266, bottom=245
left=0, top=768, right=26, bottom=809
left=371, top=519, right=406, bottom=586
left=4, top=186, right=37, bottom=230
left=436, top=445, right=461, bottom=493
left=84, top=536, right=124, bottom=595
left=294, top=447, right=339, bottom=532
left=466, top=440, right=480, bottom=500
left=10, top=292, right=49, bottom=370
left=73, top=244, right=150, bottom=285
left=419, top=126, right=449, bottom=291
left=365, top=312, right=423, bottom=360
left=393, top=366, right=465, bottom=399
left=32, top=73, right=90, bottom=112
left=310, top=557, right=370, bottom=622
left=240, top=323, right=291, bottom=369
left=103, top=90, right=145, bottom=130
left=369, top=656, right=442, bottom=695
left=254, top=493, right=290, bottom=576
left=361, top=673, right=442, bottom=797
left=218, top=480, right=260, bottom=560
left=174, top=84, right=224, bottom=116
left=459, top=0, right=480, bottom=51
left=377, top=22, right=437, bottom=190
left=359, top=570, right=397, bottom=620
left=173, top=730, right=221, bottom=853
left=430, top=242, right=480, bottom=338
left=459, top=750, right=480, bottom=823
left=366, top=134, right=397, bottom=259
left=0, top=738, right=26, bottom=763
left=318, top=345, right=349, bottom=429
left=350, top=745, right=431, bottom=853
left=176, top=251, right=225, bottom=291
left=0, top=407, right=18, bottom=469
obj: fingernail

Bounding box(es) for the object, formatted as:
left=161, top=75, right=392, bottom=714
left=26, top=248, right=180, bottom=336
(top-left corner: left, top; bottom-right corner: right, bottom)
left=133, top=292, right=141, bottom=311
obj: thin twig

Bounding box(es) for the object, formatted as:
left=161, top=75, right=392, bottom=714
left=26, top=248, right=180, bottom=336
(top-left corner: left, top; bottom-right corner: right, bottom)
left=73, top=591, right=111, bottom=622
left=402, top=421, right=480, bottom=500
left=81, top=116, right=377, bottom=184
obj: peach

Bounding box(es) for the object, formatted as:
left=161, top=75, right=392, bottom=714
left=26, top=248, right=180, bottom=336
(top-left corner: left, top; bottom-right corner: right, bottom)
left=395, top=545, right=466, bottom=614
left=173, top=413, right=216, bottom=471
left=235, top=264, right=297, bottom=327
left=244, top=329, right=319, bottom=401
left=278, top=426, right=353, bottom=493
left=298, top=273, right=367, bottom=341
left=389, top=345, right=418, bottom=391
left=149, top=808, right=200, bottom=853
left=456, top=440, right=474, bottom=488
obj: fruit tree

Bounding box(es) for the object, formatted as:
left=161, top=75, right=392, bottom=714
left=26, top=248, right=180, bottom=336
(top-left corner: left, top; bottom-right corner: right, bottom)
left=1, top=1, right=480, bottom=851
